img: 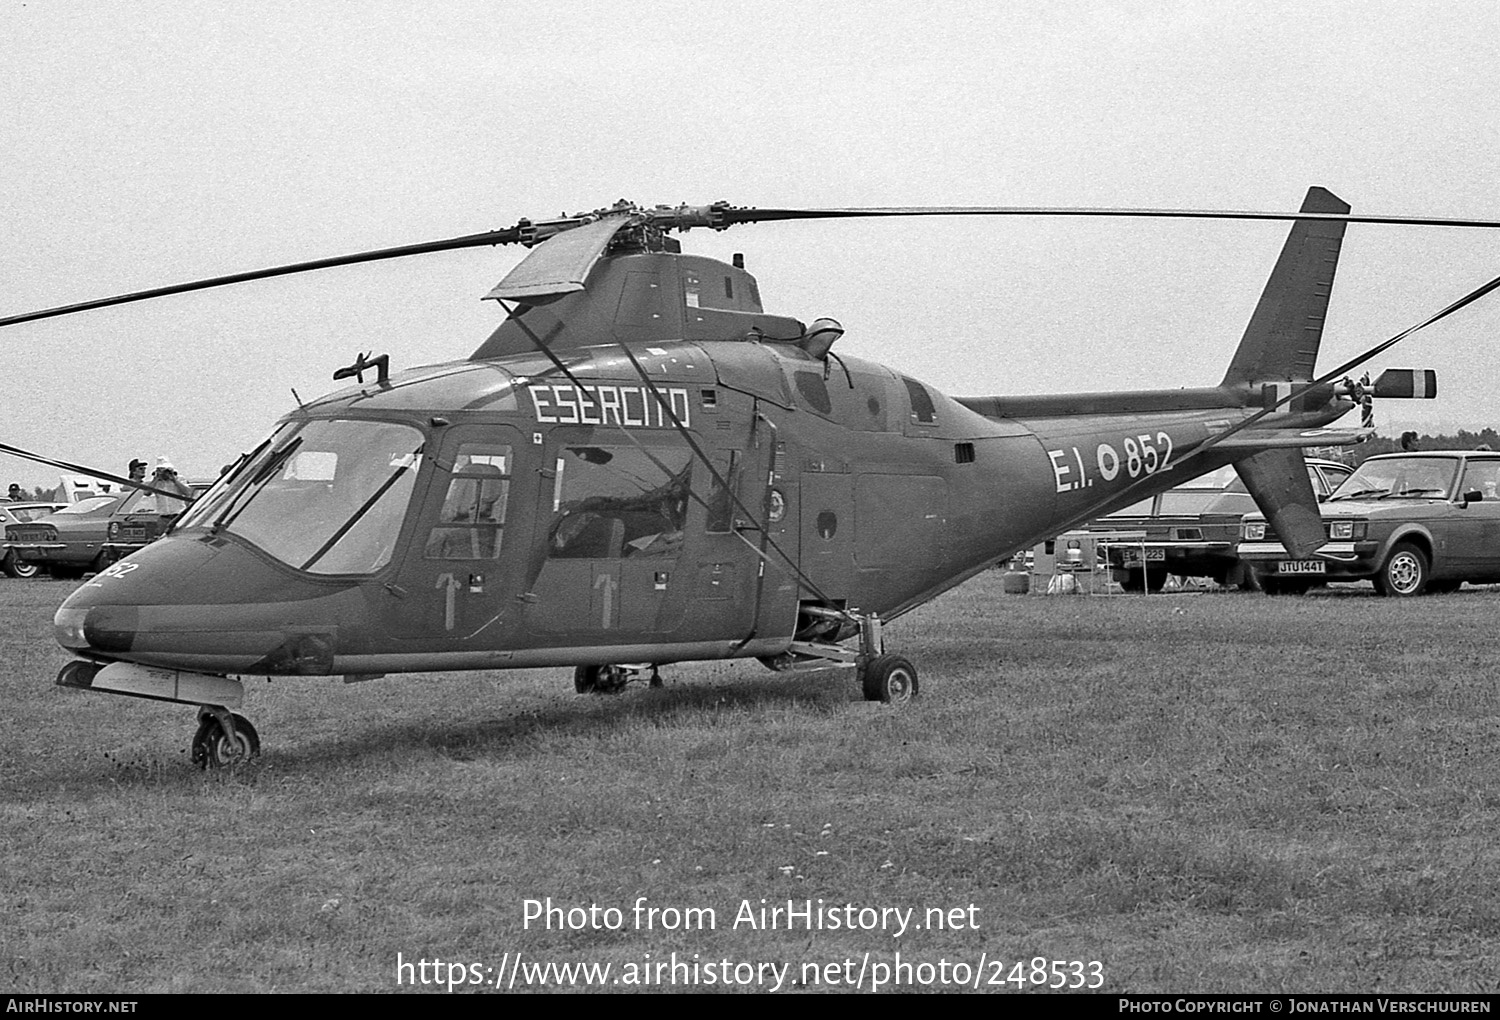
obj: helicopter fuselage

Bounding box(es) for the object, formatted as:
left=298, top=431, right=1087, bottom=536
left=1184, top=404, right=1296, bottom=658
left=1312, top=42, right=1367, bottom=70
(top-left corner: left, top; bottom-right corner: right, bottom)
left=52, top=337, right=1346, bottom=679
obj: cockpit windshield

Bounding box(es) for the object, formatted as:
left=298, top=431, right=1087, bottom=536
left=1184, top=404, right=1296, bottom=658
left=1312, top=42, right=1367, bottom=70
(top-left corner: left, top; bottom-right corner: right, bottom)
left=177, top=419, right=424, bottom=574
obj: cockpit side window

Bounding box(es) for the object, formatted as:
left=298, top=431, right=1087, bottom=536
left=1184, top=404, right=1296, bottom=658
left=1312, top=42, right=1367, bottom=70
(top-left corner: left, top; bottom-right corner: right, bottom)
left=424, top=444, right=512, bottom=560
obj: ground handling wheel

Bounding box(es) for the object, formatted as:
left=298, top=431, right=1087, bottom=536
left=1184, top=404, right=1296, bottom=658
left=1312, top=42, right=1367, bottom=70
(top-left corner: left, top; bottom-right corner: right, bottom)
left=861, top=654, right=918, bottom=704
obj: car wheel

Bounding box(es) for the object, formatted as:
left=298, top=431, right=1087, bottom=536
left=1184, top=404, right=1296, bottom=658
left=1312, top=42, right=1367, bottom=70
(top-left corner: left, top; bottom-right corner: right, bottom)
left=1120, top=568, right=1166, bottom=593
left=1375, top=542, right=1429, bottom=597
left=2, top=551, right=40, bottom=579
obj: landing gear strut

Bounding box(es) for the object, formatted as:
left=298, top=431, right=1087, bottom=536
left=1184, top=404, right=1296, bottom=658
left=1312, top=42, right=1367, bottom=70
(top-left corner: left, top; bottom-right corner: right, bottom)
left=190, top=705, right=260, bottom=768
left=776, top=606, right=920, bottom=705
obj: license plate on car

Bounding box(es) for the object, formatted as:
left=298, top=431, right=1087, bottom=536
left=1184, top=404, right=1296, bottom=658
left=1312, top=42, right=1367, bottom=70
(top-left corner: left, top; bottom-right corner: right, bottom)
left=1278, top=560, right=1325, bottom=574
left=1122, top=548, right=1166, bottom=562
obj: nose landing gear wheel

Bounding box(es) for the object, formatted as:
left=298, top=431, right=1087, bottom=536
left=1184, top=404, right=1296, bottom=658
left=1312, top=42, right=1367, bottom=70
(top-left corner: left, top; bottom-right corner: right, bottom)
left=191, top=713, right=260, bottom=768
left=861, top=654, right=918, bottom=704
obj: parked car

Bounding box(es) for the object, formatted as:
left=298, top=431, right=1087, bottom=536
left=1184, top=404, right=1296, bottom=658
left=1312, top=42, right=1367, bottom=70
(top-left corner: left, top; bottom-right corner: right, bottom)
left=1238, top=450, right=1500, bottom=595
left=0, top=500, right=69, bottom=577
left=100, top=481, right=210, bottom=559
left=1083, top=457, right=1354, bottom=591
left=4, top=495, right=123, bottom=578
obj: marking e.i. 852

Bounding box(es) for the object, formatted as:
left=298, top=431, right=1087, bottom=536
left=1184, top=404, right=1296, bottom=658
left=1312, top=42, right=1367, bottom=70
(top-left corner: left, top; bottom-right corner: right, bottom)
left=1047, top=431, right=1176, bottom=494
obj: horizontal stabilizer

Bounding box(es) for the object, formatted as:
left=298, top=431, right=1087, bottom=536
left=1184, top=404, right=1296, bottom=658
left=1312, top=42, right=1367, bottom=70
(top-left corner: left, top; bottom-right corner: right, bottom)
left=1210, top=427, right=1372, bottom=451
left=1373, top=368, right=1438, bottom=399
left=1234, top=448, right=1326, bottom=559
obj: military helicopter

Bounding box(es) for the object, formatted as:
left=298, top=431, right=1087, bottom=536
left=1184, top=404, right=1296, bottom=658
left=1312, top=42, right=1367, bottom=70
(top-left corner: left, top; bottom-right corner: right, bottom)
left=5, top=187, right=1499, bottom=767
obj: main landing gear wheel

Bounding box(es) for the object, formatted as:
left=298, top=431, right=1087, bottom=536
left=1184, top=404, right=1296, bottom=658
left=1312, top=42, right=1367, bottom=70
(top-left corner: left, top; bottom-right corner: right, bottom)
left=573, top=664, right=629, bottom=695
left=1374, top=542, right=1429, bottom=597
left=191, top=713, right=260, bottom=768
left=861, top=654, right=918, bottom=705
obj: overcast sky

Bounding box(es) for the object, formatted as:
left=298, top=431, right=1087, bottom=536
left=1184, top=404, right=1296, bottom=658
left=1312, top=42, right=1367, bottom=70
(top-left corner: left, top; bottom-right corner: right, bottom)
left=5, top=0, right=1500, bottom=490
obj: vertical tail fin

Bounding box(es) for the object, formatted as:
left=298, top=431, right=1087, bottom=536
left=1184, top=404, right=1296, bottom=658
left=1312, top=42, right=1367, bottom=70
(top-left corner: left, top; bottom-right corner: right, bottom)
left=1221, top=187, right=1350, bottom=388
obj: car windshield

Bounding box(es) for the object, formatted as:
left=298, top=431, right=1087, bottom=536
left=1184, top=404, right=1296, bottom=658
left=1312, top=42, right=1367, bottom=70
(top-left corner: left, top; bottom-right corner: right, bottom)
left=1158, top=490, right=1230, bottom=515
left=1103, top=466, right=1247, bottom=519
left=55, top=497, right=117, bottom=515
left=1329, top=456, right=1459, bottom=500
left=177, top=419, right=424, bottom=575
left=1180, top=465, right=1243, bottom=490
left=118, top=485, right=194, bottom=516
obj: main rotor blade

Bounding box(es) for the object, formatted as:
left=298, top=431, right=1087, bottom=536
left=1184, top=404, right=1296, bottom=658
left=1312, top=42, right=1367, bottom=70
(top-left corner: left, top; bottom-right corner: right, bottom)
left=0, top=227, right=524, bottom=328
left=11, top=194, right=1500, bottom=330
left=716, top=205, right=1500, bottom=230
left=0, top=439, right=195, bottom=500
left=484, top=215, right=630, bottom=304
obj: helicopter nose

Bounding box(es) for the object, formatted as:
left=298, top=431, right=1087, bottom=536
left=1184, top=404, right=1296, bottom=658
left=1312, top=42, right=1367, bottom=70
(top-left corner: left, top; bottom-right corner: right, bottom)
left=54, top=534, right=361, bottom=674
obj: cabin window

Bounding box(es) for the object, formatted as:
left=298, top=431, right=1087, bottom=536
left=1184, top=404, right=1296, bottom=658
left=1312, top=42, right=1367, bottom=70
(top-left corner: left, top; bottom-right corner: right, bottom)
left=793, top=370, right=832, bottom=416
left=424, top=444, right=512, bottom=561
left=548, top=445, right=693, bottom=559
left=903, top=377, right=937, bottom=424
left=826, top=367, right=894, bottom=432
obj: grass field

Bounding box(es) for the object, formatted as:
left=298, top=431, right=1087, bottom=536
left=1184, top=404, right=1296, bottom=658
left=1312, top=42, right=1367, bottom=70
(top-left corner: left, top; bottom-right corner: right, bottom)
left=3, top=573, right=1500, bottom=994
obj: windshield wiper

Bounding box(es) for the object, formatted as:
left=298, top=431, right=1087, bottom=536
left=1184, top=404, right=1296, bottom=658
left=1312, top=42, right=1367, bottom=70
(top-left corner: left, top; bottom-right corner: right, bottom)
left=211, top=437, right=304, bottom=533
left=299, top=448, right=422, bottom=571
left=1328, top=488, right=1388, bottom=501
